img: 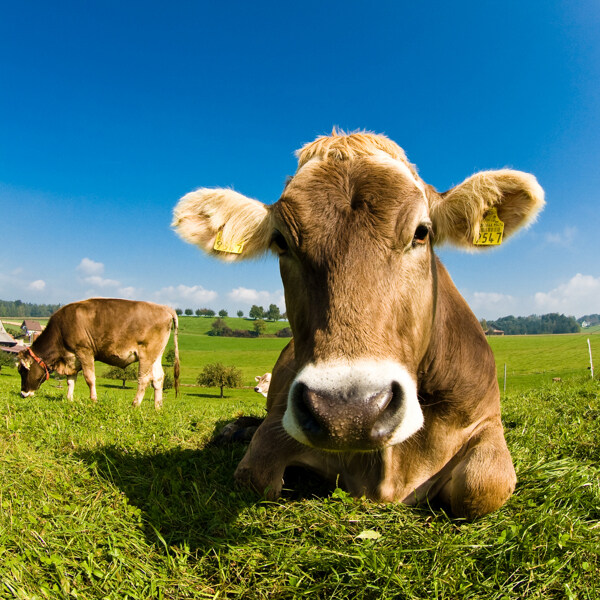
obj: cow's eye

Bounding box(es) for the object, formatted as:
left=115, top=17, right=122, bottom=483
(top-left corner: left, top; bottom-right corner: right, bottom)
left=271, top=230, right=289, bottom=254
left=412, top=224, right=430, bottom=246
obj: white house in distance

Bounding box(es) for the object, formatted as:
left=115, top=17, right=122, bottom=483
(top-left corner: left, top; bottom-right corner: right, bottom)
left=21, top=320, right=43, bottom=343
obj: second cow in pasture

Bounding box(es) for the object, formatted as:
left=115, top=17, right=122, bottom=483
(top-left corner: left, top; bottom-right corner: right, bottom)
left=254, top=372, right=271, bottom=397
left=173, top=130, right=544, bottom=518
left=17, top=298, right=179, bottom=409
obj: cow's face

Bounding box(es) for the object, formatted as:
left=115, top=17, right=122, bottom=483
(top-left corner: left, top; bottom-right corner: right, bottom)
left=271, top=155, right=434, bottom=450
left=254, top=373, right=271, bottom=397
left=17, top=352, right=46, bottom=397
left=173, top=132, right=544, bottom=452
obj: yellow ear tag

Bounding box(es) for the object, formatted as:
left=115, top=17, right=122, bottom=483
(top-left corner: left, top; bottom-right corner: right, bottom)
left=474, top=207, right=504, bottom=246
left=213, top=230, right=245, bottom=254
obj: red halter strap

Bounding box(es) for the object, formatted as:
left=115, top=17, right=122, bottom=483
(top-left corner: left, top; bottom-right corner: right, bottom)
left=26, top=347, right=50, bottom=381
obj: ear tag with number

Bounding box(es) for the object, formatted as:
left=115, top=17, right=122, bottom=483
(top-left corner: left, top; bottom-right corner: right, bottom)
left=213, top=230, right=245, bottom=254
left=473, top=207, right=504, bottom=246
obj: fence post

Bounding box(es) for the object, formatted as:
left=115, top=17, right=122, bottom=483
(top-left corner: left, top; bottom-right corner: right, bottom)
left=588, top=339, right=594, bottom=379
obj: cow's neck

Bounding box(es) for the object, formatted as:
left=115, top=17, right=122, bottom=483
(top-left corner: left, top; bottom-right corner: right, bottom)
left=418, top=258, right=500, bottom=420
left=30, top=322, right=65, bottom=370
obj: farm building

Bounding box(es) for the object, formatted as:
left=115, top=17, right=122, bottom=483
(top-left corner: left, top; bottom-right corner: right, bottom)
left=21, top=319, right=43, bottom=342
left=0, top=320, right=18, bottom=347
left=485, top=328, right=505, bottom=336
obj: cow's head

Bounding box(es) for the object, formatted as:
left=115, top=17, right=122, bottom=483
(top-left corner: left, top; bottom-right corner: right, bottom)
left=254, top=372, right=271, bottom=397
left=17, top=349, right=49, bottom=397
left=173, top=132, right=544, bottom=451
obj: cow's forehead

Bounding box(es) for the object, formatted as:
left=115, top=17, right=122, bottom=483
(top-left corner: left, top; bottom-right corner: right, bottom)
left=280, top=152, right=430, bottom=222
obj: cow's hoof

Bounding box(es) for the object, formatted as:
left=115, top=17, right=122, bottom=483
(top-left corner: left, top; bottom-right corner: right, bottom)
left=234, top=465, right=282, bottom=499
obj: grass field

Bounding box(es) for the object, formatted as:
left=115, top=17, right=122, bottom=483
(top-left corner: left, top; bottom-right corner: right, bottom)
left=1, top=327, right=599, bottom=598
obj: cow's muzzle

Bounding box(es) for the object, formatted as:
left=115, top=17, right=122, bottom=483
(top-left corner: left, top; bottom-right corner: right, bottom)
left=20, top=390, right=35, bottom=398
left=282, top=360, right=424, bottom=451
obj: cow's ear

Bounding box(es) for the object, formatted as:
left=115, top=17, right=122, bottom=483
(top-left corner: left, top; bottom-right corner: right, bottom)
left=17, top=351, right=31, bottom=369
left=430, top=170, right=544, bottom=249
left=172, top=188, right=272, bottom=261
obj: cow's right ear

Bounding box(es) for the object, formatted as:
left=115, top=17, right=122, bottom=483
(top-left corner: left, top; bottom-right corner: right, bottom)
left=172, top=188, right=272, bottom=261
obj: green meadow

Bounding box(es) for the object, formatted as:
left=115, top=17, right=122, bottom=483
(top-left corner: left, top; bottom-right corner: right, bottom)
left=0, top=323, right=599, bottom=599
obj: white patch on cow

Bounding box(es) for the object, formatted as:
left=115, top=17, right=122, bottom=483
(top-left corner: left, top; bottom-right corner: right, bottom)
left=282, top=360, right=423, bottom=447
left=20, top=390, right=35, bottom=398
left=372, top=151, right=429, bottom=200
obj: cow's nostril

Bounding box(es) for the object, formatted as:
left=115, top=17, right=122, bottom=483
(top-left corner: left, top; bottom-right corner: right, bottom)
left=293, top=384, right=324, bottom=437
left=371, top=381, right=404, bottom=442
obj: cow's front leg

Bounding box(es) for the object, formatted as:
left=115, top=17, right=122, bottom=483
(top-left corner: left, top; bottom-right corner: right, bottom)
left=66, top=374, right=77, bottom=400
left=439, top=420, right=516, bottom=519
left=234, top=417, right=318, bottom=499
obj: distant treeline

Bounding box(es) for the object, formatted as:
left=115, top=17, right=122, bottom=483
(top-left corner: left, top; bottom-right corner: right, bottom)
left=0, top=299, right=61, bottom=318
left=487, top=313, right=580, bottom=335
left=578, top=314, right=600, bottom=326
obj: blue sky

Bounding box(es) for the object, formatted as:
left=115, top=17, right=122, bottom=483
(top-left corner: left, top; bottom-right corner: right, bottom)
left=1, top=1, right=599, bottom=319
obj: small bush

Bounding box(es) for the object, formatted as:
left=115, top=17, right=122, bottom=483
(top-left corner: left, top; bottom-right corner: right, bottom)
left=276, top=327, right=293, bottom=338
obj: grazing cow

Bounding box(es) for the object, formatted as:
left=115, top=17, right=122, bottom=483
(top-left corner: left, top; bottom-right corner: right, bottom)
left=173, top=131, right=544, bottom=518
left=17, top=298, right=179, bottom=408
left=254, top=372, right=271, bottom=397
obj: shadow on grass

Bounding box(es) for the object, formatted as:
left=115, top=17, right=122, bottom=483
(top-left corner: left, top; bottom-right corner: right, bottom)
left=76, top=420, right=335, bottom=554
left=186, top=392, right=230, bottom=399
left=77, top=441, right=257, bottom=552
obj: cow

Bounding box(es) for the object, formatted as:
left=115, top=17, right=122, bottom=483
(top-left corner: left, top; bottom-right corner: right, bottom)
left=254, top=372, right=272, bottom=397
left=172, top=131, right=544, bottom=518
left=17, top=298, right=179, bottom=409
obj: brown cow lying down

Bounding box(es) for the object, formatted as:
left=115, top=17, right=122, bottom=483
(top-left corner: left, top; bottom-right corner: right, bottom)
left=18, top=298, right=179, bottom=409
left=173, top=131, right=544, bottom=518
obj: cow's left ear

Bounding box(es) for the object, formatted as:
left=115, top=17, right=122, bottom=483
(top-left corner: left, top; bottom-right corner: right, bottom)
left=17, top=351, right=32, bottom=370
left=172, top=188, right=272, bottom=261
left=430, top=170, right=544, bottom=249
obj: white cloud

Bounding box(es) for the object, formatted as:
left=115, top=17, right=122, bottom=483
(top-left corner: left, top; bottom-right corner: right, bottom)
left=77, top=257, right=104, bottom=276
left=534, top=273, right=600, bottom=316
left=153, top=284, right=218, bottom=307
left=468, top=291, right=516, bottom=318
left=118, top=286, right=141, bottom=299
left=83, top=275, right=120, bottom=288
left=544, top=226, right=577, bottom=247
left=28, top=279, right=46, bottom=291
left=228, top=287, right=285, bottom=308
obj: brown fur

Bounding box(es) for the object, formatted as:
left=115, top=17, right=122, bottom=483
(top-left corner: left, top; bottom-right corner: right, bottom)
left=18, top=298, right=179, bottom=409
left=173, top=131, right=544, bottom=517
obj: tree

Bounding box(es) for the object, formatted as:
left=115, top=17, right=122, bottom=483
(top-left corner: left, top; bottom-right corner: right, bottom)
left=0, top=351, right=16, bottom=372
left=219, top=309, right=228, bottom=318
left=197, top=362, right=242, bottom=398
left=237, top=310, right=244, bottom=318
left=266, top=304, right=281, bottom=321
left=209, top=318, right=232, bottom=337
left=479, top=319, right=488, bottom=332
left=163, top=348, right=176, bottom=366
left=253, top=319, right=267, bottom=336
left=198, top=308, right=216, bottom=317
left=184, top=308, right=193, bottom=316
left=249, top=305, right=265, bottom=319
left=103, top=364, right=138, bottom=388
left=175, top=308, right=183, bottom=316
left=195, top=309, right=202, bottom=317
